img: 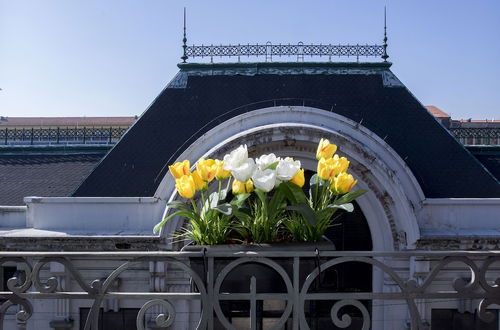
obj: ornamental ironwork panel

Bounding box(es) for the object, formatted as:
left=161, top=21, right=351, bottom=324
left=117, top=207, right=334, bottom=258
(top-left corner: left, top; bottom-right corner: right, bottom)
left=1, top=126, right=129, bottom=145
left=183, top=43, right=386, bottom=63
left=0, top=250, right=499, bottom=330
left=451, top=128, right=500, bottom=139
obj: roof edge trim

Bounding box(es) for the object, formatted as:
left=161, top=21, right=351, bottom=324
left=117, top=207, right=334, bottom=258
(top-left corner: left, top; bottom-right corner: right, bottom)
left=178, top=61, right=392, bottom=70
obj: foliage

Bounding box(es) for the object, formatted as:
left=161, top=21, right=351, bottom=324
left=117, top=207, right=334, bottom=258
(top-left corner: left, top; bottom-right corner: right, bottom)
left=153, top=138, right=366, bottom=245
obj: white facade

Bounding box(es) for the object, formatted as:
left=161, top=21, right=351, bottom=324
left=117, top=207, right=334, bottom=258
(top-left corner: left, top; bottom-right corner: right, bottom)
left=1, top=107, right=499, bottom=329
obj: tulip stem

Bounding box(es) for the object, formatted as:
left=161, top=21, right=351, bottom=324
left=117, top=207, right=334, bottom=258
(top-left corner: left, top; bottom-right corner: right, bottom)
left=190, top=199, right=198, bottom=214
left=218, top=180, right=222, bottom=201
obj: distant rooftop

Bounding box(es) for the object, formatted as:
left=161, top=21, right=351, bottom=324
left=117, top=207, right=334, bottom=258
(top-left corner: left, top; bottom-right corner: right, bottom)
left=425, top=105, right=450, bottom=118
left=0, top=116, right=137, bottom=127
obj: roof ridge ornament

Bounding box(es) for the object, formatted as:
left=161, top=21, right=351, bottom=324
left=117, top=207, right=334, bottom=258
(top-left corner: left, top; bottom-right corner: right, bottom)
left=181, top=7, right=188, bottom=63
left=382, top=6, right=389, bottom=62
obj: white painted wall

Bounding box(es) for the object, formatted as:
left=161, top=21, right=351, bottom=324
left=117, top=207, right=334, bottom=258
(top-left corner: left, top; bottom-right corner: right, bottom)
left=0, top=206, right=26, bottom=228
left=24, top=196, right=163, bottom=235
left=418, top=198, right=500, bottom=236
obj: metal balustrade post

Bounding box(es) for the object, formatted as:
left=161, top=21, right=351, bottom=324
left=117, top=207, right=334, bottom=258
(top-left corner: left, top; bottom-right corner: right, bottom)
left=293, top=256, right=300, bottom=330
left=250, top=276, right=257, bottom=330
left=207, top=255, right=214, bottom=330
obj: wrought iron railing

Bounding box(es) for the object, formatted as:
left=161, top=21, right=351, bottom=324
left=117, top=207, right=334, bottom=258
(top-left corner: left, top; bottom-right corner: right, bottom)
left=0, top=250, right=499, bottom=329
left=0, top=127, right=128, bottom=145
left=450, top=128, right=500, bottom=145
left=182, top=43, right=387, bottom=63
left=179, top=7, right=389, bottom=64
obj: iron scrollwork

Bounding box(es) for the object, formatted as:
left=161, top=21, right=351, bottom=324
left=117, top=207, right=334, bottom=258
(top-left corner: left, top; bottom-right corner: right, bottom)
left=0, top=251, right=499, bottom=329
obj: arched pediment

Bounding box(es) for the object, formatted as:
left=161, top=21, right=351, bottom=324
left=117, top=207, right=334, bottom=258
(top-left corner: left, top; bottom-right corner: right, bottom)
left=156, top=106, right=425, bottom=250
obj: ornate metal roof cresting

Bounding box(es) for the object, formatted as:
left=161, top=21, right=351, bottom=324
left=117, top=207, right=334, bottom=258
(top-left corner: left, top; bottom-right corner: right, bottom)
left=181, top=9, right=389, bottom=63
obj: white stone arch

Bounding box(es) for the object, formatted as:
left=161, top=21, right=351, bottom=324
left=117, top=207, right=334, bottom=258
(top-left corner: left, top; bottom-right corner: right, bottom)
left=155, top=106, right=425, bottom=252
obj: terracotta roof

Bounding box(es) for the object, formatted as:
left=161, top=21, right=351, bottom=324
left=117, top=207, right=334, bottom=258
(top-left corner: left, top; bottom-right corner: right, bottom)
left=425, top=106, right=450, bottom=118
left=457, top=119, right=500, bottom=123
left=0, top=117, right=137, bottom=127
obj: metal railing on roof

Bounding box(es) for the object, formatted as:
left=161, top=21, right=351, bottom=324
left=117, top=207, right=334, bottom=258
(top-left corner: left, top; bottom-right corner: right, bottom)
left=0, top=250, right=498, bottom=329
left=182, top=43, right=387, bottom=63
left=180, top=8, right=389, bottom=64
left=0, top=126, right=128, bottom=145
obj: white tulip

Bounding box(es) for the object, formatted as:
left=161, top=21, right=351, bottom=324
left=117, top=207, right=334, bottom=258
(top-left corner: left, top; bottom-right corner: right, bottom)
left=231, top=158, right=256, bottom=182
left=256, top=153, right=280, bottom=170
left=276, top=157, right=301, bottom=181
left=252, top=168, right=277, bottom=192
left=223, top=145, right=249, bottom=171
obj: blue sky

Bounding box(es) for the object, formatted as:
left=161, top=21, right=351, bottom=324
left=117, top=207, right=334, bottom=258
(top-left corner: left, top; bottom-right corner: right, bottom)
left=1, top=0, right=499, bottom=120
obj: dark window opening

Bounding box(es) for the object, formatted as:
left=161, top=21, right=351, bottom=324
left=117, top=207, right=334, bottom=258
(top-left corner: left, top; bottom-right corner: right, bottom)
left=80, top=308, right=139, bottom=330
left=431, top=309, right=498, bottom=330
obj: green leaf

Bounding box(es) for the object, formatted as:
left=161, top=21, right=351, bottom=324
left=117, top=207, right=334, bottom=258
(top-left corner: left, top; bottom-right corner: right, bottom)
left=268, top=189, right=286, bottom=220
left=166, top=200, right=191, bottom=211
left=219, top=187, right=228, bottom=201
left=286, top=203, right=317, bottom=226
left=310, top=174, right=320, bottom=186
left=254, top=189, right=268, bottom=205
left=231, top=193, right=251, bottom=208
left=207, top=191, right=221, bottom=208
left=265, top=161, right=279, bottom=171
left=279, top=181, right=308, bottom=204
left=233, top=209, right=252, bottom=222
left=213, top=203, right=233, bottom=215
left=335, top=189, right=367, bottom=205
left=326, top=203, right=354, bottom=212
left=153, top=210, right=193, bottom=234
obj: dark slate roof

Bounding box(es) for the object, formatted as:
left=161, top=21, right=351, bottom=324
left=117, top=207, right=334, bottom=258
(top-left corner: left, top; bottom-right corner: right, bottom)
left=467, top=146, right=500, bottom=182
left=73, top=62, right=500, bottom=198
left=0, top=147, right=107, bottom=205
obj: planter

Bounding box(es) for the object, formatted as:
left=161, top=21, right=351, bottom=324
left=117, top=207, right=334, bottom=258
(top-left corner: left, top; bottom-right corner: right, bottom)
left=181, top=242, right=336, bottom=294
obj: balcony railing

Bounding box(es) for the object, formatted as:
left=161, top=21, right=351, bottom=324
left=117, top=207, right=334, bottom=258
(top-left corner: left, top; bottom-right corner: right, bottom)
left=0, top=250, right=499, bottom=329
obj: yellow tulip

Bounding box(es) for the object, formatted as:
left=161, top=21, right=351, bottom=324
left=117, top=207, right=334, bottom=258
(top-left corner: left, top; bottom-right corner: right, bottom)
left=290, top=169, right=305, bottom=187
left=169, top=160, right=190, bottom=179
left=175, top=175, right=196, bottom=199
left=214, top=160, right=231, bottom=180
left=232, top=179, right=254, bottom=194
left=192, top=170, right=208, bottom=191
left=317, top=155, right=350, bottom=180
left=331, top=172, right=358, bottom=194
left=196, top=158, right=217, bottom=182
left=316, top=138, right=337, bottom=160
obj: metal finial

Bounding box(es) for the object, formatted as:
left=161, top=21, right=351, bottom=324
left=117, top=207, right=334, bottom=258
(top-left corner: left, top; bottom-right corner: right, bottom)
left=382, top=6, right=389, bottom=62
left=181, top=7, right=188, bottom=63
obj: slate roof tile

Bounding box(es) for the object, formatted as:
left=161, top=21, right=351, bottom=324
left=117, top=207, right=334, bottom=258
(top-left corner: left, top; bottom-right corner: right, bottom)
left=73, top=63, right=500, bottom=198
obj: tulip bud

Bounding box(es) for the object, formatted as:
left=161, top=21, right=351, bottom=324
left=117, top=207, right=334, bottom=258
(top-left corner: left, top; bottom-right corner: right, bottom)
left=331, top=172, right=358, bottom=194
left=232, top=179, right=254, bottom=194
left=169, top=160, right=190, bottom=179
left=196, top=158, right=217, bottom=182
left=317, top=155, right=350, bottom=180
left=191, top=170, right=208, bottom=191
left=316, top=138, right=337, bottom=160
left=214, top=160, right=231, bottom=180
left=175, top=175, right=196, bottom=199
left=290, top=168, right=305, bottom=187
